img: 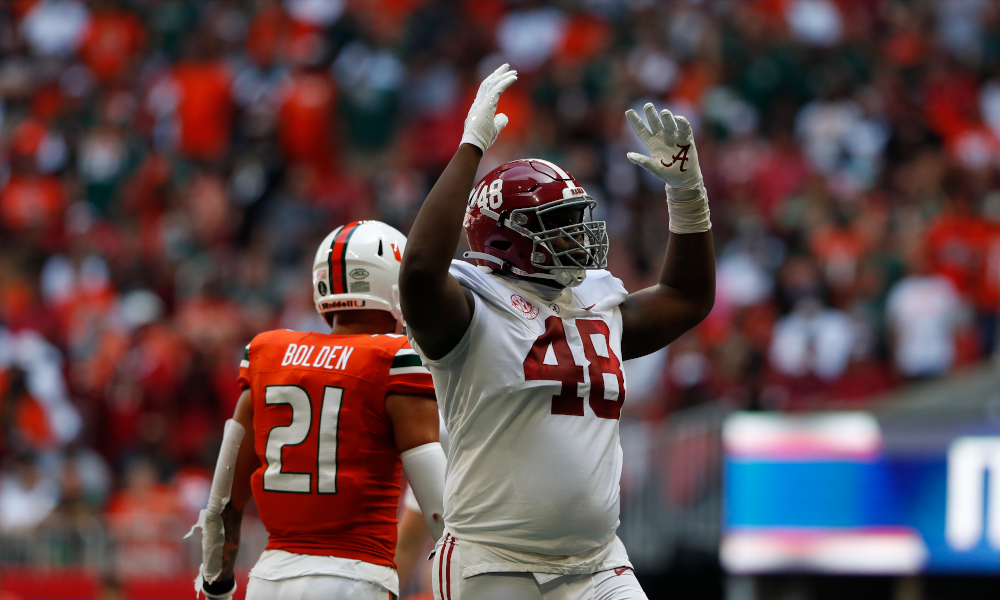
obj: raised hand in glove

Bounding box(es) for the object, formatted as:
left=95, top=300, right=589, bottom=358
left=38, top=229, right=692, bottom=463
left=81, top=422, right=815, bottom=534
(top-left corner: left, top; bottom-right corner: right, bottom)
left=625, top=102, right=703, bottom=192
left=625, top=102, right=710, bottom=234
left=461, top=63, right=518, bottom=153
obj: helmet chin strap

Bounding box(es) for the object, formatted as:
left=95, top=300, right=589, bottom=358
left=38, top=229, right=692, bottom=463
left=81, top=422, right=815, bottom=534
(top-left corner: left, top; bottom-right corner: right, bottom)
left=463, top=252, right=585, bottom=288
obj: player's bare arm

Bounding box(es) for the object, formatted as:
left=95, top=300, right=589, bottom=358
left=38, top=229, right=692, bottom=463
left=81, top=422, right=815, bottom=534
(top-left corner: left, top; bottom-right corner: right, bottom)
left=619, top=103, right=716, bottom=360
left=387, top=391, right=447, bottom=540
left=194, top=389, right=260, bottom=599
left=395, top=505, right=430, bottom=589
left=386, top=392, right=440, bottom=452
left=400, top=64, right=517, bottom=359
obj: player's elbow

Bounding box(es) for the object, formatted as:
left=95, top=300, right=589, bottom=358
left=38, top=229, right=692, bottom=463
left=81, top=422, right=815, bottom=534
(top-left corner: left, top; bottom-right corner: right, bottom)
left=398, top=251, right=436, bottom=298
left=695, top=289, right=715, bottom=322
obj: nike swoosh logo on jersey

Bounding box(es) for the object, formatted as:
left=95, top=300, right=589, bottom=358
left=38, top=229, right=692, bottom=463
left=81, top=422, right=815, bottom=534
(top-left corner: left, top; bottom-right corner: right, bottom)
left=583, top=304, right=596, bottom=311
left=614, top=567, right=630, bottom=576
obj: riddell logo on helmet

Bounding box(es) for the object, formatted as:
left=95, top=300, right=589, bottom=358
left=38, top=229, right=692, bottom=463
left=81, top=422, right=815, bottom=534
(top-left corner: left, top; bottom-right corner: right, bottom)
left=321, top=300, right=366, bottom=309
left=510, top=294, right=539, bottom=320
left=562, top=186, right=586, bottom=199
left=349, top=268, right=369, bottom=279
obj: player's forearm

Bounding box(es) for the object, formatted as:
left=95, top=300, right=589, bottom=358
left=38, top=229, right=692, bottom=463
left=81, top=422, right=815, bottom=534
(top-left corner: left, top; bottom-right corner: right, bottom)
left=400, top=144, right=482, bottom=293
left=620, top=232, right=716, bottom=359
left=218, top=501, right=243, bottom=582
left=395, top=507, right=430, bottom=588
left=657, top=229, right=716, bottom=319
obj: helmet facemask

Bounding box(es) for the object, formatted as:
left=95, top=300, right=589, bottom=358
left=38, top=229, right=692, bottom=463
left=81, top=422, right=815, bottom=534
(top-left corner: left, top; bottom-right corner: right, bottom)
left=503, top=197, right=608, bottom=287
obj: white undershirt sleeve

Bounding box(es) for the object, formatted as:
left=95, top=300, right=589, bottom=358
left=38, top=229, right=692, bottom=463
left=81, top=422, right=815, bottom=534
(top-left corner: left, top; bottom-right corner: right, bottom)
left=400, top=442, right=446, bottom=541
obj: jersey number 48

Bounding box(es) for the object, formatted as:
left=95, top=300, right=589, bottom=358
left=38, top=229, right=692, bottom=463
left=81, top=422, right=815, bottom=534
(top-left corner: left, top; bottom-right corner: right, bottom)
left=523, top=316, right=625, bottom=420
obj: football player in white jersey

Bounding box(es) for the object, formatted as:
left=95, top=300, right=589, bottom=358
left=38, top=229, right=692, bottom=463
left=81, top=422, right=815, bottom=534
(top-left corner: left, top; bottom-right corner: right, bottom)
left=398, top=64, right=715, bottom=600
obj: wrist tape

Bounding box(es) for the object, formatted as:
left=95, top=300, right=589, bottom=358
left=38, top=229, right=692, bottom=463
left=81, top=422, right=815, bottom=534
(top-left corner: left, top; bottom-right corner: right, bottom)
left=666, top=180, right=711, bottom=234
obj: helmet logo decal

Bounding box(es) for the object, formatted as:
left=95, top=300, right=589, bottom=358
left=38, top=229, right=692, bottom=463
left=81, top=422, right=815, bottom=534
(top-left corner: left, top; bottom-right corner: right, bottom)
left=391, top=243, right=402, bottom=262
left=317, top=281, right=328, bottom=296
left=321, top=299, right=366, bottom=309
left=350, top=268, right=369, bottom=279
left=511, top=294, right=540, bottom=320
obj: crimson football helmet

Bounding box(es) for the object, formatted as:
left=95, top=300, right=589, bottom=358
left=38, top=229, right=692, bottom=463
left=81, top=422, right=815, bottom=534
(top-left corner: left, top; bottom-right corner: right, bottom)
left=463, top=158, right=608, bottom=288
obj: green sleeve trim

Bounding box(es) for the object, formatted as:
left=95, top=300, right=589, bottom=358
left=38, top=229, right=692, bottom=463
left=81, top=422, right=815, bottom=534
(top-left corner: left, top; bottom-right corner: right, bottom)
left=391, top=354, right=423, bottom=369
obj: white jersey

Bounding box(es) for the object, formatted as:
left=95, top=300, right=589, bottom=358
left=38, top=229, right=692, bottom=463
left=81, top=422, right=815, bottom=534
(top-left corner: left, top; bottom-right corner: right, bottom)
left=411, top=260, right=630, bottom=567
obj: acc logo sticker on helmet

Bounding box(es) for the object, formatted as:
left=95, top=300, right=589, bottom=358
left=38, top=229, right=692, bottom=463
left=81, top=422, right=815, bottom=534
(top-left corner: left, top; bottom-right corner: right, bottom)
left=317, top=281, right=328, bottom=296
left=350, top=268, right=369, bottom=279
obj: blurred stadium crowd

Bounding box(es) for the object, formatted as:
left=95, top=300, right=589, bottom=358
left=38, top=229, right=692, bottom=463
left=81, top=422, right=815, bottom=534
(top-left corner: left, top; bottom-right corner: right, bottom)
left=2, top=0, right=1000, bottom=580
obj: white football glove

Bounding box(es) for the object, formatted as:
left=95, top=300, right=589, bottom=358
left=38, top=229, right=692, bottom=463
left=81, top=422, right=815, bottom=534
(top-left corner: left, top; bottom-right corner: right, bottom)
left=625, top=102, right=711, bottom=233
left=461, top=63, right=518, bottom=153
left=626, top=103, right=703, bottom=191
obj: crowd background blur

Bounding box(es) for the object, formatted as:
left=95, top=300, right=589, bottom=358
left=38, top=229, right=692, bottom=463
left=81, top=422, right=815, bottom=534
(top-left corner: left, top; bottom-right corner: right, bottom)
left=2, top=0, right=1000, bottom=598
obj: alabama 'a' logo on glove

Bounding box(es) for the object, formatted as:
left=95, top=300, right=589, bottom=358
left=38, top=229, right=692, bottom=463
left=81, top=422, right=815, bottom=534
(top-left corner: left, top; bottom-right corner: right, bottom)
left=625, top=103, right=703, bottom=190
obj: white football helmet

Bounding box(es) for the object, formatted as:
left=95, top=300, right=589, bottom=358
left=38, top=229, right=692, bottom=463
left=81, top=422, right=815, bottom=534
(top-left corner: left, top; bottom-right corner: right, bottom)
left=312, top=220, right=407, bottom=323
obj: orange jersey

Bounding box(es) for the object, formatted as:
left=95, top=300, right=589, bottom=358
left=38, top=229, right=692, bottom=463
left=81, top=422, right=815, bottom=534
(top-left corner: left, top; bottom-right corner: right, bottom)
left=238, top=329, right=434, bottom=567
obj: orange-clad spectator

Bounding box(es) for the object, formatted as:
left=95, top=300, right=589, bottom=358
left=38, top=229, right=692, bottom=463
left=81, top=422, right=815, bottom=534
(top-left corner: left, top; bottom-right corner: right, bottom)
left=0, top=174, right=65, bottom=232
left=673, top=61, right=718, bottom=107
left=106, top=457, right=183, bottom=575
left=949, top=122, right=1000, bottom=172
left=0, top=369, right=54, bottom=452
left=168, top=61, right=234, bottom=160
left=278, top=69, right=338, bottom=172
left=1, top=119, right=66, bottom=232
left=245, top=1, right=288, bottom=67
left=79, top=4, right=146, bottom=83
left=11, top=394, right=54, bottom=451
left=30, top=83, right=65, bottom=122
left=925, top=198, right=989, bottom=298
left=881, top=12, right=927, bottom=68
left=461, top=0, right=507, bottom=31
left=175, top=294, right=242, bottom=360
left=182, top=170, right=232, bottom=246
left=9, top=118, right=47, bottom=158
left=555, top=11, right=611, bottom=66
left=922, top=63, right=979, bottom=143
left=809, top=216, right=868, bottom=294
left=349, top=0, right=422, bottom=43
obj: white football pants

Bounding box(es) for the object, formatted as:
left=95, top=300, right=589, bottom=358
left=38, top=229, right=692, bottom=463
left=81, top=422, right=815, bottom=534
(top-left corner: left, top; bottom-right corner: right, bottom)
left=246, top=574, right=396, bottom=600
left=431, top=534, right=647, bottom=600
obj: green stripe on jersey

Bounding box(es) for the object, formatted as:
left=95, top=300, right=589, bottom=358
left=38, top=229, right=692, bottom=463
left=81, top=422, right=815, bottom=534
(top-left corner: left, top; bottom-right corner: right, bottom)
left=243, top=346, right=249, bottom=361
left=391, top=354, right=423, bottom=369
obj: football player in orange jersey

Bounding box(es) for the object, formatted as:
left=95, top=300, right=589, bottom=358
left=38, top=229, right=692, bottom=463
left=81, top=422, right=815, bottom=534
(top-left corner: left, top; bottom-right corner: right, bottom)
left=190, top=221, right=447, bottom=600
